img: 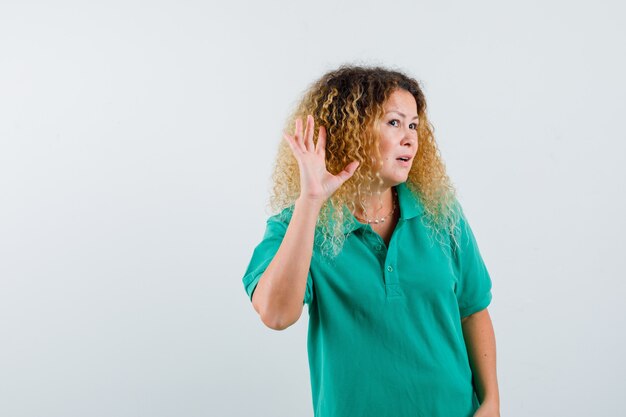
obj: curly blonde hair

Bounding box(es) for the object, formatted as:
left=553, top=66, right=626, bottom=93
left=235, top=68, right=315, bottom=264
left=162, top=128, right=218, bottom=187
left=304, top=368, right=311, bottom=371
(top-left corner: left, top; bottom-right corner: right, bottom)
left=268, top=64, right=463, bottom=259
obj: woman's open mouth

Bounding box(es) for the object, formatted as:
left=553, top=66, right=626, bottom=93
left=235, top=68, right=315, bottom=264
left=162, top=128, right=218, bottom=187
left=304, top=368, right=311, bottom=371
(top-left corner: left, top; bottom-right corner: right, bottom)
left=396, top=156, right=412, bottom=167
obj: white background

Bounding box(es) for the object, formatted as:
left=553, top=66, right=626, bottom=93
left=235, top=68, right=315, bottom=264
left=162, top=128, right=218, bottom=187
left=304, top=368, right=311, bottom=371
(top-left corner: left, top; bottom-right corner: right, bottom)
left=1, top=1, right=625, bottom=416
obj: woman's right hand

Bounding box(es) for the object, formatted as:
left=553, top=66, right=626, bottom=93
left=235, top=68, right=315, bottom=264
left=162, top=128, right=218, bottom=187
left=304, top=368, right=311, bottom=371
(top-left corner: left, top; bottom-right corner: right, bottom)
left=283, top=115, right=360, bottom=205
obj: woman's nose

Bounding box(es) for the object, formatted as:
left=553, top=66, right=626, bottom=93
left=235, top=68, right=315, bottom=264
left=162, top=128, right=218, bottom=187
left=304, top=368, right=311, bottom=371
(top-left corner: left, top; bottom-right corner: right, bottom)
left=401, top=130, right=417, bottom=146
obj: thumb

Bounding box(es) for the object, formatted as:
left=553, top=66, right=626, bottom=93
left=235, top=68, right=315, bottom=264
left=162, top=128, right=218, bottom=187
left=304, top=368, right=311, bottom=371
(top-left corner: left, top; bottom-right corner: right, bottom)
left=336, top=161, right=359, bottom=183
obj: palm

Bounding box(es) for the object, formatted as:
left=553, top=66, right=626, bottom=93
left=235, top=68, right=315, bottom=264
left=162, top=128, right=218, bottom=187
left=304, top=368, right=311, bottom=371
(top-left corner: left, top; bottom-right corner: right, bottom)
left=283, top=115, right=359, bottom=203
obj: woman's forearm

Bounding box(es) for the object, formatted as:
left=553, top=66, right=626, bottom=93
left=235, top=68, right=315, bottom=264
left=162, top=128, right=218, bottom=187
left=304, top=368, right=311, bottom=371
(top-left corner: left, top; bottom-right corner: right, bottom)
left=461, top=308, right=500, bottom=407
left=252, top=196, right=323, bottom=330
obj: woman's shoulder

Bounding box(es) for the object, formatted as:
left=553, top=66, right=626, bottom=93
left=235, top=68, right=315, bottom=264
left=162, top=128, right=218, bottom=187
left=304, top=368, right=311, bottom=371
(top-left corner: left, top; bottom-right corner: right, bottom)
left=267, top=204, right=296, bottom=226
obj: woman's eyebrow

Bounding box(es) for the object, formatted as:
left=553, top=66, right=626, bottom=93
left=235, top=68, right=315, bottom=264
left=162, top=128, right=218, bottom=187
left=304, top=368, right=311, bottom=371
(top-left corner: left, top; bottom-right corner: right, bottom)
left=386, top=110, right=419, bottom=120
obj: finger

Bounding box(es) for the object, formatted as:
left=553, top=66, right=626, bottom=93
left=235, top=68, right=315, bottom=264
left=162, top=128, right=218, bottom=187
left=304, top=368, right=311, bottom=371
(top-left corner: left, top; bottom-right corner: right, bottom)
left=305, top=115, right=315, bottom=151
left=315, top=125, right=326, bottom=155
left=283, top=133, right=301, bottom=156
left=293, top=118, right=305, bottom=152
left=336, top=161, right=360, bottom=183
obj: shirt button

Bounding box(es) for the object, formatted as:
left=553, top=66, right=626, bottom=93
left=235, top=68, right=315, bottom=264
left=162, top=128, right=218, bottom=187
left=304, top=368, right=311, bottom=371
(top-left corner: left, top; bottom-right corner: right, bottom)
left=387, top=265, right=393, bottom=272
left=376, top=245, right=382, bottom=251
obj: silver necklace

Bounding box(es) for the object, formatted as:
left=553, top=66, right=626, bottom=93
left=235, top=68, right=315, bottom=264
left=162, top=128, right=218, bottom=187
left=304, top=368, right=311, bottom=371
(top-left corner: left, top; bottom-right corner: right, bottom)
left=354, top=189, right=397, bottom=224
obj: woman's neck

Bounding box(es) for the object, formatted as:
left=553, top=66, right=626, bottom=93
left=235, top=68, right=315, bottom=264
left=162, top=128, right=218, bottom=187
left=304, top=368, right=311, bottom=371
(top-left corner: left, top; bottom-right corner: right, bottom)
left=352, top=186, right=396, bottom=223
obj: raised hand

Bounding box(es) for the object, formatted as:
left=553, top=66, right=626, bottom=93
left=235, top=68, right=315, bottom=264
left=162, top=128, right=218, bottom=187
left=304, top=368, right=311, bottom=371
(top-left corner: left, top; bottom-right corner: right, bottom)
left=283, top=115, right=359, bottom=205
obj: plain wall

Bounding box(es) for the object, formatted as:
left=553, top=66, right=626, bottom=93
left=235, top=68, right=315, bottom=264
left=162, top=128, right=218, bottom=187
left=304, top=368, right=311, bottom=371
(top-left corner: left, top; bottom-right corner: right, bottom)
left=1, top=0, right=625, bottom=416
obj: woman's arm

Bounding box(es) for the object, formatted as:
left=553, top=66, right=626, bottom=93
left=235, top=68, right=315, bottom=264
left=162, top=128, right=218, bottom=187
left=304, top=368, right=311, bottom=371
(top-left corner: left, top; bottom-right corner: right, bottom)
left=252, top=196, right=322, bottom=330
left=461, top=308, right=500, bottom=413
left=253, top=116, right=359, bottom=331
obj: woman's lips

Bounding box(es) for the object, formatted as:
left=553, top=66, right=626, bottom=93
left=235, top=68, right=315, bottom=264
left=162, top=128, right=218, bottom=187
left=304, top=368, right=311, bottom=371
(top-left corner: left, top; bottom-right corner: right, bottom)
left=396, top=155, right=413, bottom=167
left=396, top=158, right=412, bottom=167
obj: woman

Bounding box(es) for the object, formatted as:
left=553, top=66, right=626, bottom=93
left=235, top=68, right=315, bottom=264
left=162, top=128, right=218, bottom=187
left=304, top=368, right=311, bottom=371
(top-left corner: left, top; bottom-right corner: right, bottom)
left=242, top=65, right=500, bottom=417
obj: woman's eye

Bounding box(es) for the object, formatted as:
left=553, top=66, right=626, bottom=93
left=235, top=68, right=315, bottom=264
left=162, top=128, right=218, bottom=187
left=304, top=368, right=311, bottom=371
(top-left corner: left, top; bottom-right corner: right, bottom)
left=409, top=123, right=418, bottom=129
left=389, top=119, right=399, bottom=127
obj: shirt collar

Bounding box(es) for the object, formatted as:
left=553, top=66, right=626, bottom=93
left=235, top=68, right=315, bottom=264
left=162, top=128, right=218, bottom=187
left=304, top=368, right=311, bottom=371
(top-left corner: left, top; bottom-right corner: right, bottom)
left=340, top=181, right=424, bottom=235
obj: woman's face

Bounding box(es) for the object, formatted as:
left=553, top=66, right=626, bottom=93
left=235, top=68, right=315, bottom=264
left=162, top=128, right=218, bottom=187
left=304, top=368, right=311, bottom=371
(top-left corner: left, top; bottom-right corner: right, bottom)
left=374, top=88, right=419, bottom=188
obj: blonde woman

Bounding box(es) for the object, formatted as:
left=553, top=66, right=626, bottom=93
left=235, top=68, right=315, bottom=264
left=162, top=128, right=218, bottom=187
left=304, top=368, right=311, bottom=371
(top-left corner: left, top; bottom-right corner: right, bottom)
left=242, top=65, right=500, bottom=417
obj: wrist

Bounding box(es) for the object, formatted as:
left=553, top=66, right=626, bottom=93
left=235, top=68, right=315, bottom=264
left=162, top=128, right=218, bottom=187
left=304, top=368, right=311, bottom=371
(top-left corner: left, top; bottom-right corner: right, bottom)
left=296, top=196, right=326, bottom=212
left=480, top=396, right=500, bottom=408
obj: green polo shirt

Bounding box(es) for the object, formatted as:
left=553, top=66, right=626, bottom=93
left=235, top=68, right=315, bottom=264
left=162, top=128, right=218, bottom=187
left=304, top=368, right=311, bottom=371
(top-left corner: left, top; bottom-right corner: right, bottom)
left=242, top=181, right=493, bottom=417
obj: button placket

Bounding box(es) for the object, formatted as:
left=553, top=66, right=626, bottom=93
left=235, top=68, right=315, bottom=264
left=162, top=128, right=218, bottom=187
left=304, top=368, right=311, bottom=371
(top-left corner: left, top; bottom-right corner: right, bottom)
left=383, top=221, right=404, bottom=299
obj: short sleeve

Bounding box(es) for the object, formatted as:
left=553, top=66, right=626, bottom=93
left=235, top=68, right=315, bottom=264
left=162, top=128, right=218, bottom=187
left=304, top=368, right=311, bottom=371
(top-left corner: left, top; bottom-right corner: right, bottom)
left=242, top=211, right=314, bottom=306
left=451, top=204, right=493, bottom=318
